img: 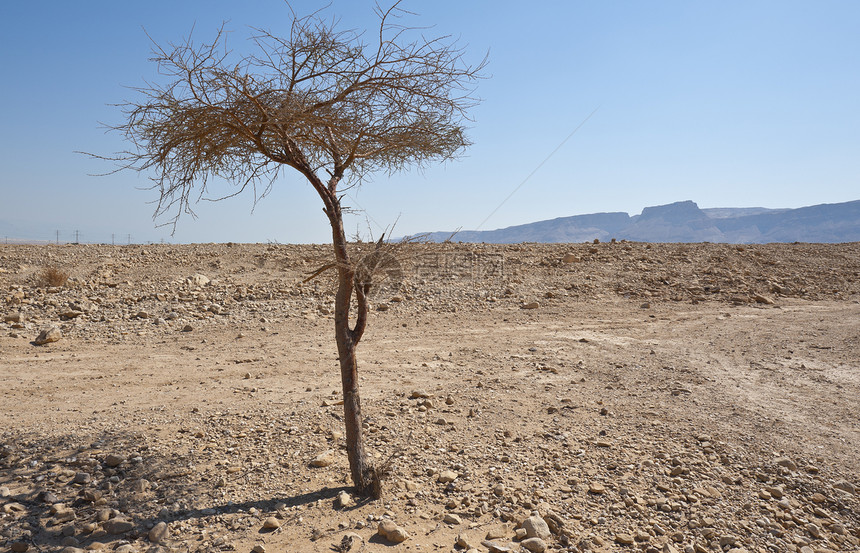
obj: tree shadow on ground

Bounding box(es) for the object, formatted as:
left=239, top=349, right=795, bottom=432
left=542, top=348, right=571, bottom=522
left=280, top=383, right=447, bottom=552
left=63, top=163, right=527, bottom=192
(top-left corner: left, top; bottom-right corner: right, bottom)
left=0, top=427, right=377, bottom=551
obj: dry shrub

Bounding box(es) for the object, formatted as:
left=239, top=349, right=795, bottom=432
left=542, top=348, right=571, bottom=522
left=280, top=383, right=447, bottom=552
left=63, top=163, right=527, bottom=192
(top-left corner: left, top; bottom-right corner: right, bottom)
left=39, top=266, right=70, bottom=287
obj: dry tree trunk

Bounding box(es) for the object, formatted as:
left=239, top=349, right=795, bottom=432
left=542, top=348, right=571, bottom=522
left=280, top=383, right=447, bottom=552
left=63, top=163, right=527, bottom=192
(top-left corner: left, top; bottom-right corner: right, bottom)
left=327, top=196, right=379, bottom=497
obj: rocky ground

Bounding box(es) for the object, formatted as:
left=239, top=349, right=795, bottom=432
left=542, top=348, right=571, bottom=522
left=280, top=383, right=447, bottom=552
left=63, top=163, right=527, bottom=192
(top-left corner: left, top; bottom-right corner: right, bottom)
left=0, top=241, right=858, bottom=553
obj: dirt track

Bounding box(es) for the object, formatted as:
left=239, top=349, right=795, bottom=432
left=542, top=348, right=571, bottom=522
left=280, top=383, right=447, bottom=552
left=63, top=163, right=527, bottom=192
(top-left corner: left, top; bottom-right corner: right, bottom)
left=1, top=242, right=859, bottom=553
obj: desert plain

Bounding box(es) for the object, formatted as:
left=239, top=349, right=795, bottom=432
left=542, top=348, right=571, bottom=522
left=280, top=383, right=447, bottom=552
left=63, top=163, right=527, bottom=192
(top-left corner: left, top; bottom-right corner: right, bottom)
left=0, top=241, right=858, bottom=553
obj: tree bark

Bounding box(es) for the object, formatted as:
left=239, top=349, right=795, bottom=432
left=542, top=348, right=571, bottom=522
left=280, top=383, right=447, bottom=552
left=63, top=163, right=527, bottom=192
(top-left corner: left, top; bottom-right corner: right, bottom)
left=326, top=194, right=375, bottom=496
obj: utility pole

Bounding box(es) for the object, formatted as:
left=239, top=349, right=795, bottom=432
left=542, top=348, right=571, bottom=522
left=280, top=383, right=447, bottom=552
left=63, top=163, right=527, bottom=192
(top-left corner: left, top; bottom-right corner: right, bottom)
left=112, top=233, right=115, bottom=246
left=55, top=230, right=60, bottom=245
left=74, top=230, right=80, bottom=244
left=127, top=234, right=132, bottom=245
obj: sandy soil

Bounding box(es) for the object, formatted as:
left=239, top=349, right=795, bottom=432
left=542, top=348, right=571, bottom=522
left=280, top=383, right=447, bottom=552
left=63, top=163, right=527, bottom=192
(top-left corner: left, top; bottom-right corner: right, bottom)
left=1, top=241, right=858, bottom=553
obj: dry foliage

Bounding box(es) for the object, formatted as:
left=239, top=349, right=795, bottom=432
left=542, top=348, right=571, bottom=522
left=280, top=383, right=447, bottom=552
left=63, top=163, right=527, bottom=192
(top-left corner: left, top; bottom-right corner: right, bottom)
left=101, top=3, right=486, bottom=228
left=39, top=266, right=69, bottom=288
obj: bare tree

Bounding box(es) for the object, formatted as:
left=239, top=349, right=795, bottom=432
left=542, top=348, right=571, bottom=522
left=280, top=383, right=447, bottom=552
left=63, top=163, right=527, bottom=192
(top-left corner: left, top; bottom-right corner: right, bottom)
left=103, top=3, right=485, bottom=496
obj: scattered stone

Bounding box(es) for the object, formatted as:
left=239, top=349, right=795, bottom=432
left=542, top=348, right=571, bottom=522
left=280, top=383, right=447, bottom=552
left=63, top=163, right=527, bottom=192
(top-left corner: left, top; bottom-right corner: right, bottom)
left=522, top=515, right=551, bottom=540
left=104, top=453, right=125, bottom=467
left=562, top=253, right=579, bottom=263
left=615, top=533, right=635, bottom=545
left=188, top=273, right=211, bottom=287
left=457, top=534, right=479, bottom=550
left=310, top=450, right=335, bottom=467
left=252, top=545, right=267, bottom=553
left=438, top=470, right=458, bottom=483
left=521, top=537, right=548, bottom=553
left=753, top=294, right=775, bottom=305
left=589, top=482, right=606, bottom=494
left=806, top=523, right=822, bottom=539
left=335, top=490, right=353, bottom=509
left=104, top=518, right=134, bottom=534
left=833, top=479, right=856, bottom=494
left=11, top=542, right=29, bottom=553
left=443, top=513, right=462, bottom=525
left=774, top=456, right=797, bottom=470
left=522, top=302, right=540, bottom=310
left=377, top=520, right=409, bottom=543
left=34, top=326, right=62, bottom=345
left=263, top=517, right=281, bottom=530
left=481, top=540, right=513, bottom=553
left=59, top=310, right=83, bottom=320
left=149, top=521, right=169, bottom=543
left=72, top=472, right=91, bottom=484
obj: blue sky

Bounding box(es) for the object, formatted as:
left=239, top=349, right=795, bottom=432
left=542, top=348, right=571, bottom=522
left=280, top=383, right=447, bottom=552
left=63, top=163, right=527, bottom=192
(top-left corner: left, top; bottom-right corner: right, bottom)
left=1, top=1, right=858, bottom=244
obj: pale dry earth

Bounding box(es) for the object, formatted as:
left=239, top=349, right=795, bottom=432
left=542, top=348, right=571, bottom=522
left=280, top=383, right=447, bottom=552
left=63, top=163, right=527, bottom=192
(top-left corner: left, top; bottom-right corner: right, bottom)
left=1, top=242, right=858, bottom=553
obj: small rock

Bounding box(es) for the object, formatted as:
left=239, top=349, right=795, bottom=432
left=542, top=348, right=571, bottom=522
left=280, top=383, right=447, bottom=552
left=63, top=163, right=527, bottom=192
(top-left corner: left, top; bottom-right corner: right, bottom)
left=149, top=521, right=169, bottom=543
left=774, top=456, right=797, bottom=470
left=588, top=482, right=606, bottom=494
left=809, top=492, right=827, bottom=503
left=806, top=523, right=822, bottom=539
left=833, top=479, right=856, bottom=494
left=310, top=450, right=335, bottom=467
left=457, top=534, right=479, bottom=550
left=481, top=540, right=513, bottom=553
left=53, top=506, right=76, bottom=523
left=378, top=520, right=409, bottom=543
left=753, top=294, right=775, bottom=305
left=104, top=518, right=134, bottom=534
left=522, top=515, right=551, bottom=540
left=73, top=472, right=92, bottom=484
left=59, top=311, right=83, bottom=320
left=335, top=491, right=353, bottom=509
left=562, top=253, right=579, bottom=263
left=443, top=513, right=462, bottom=525
left=34, top=326, right=62, bottom=345
left=252, top=546, right=267, bottom=553
left=615, top=533, right=635, bottom=545
left=39, top=490, right=60, bottom=503
left=521, top=537, right=548, bottom=553
left=522, top=302, right=540, bottom=310
left=765, top=485, right=784, bottom=499
left=263, top=517, right=281, bottom=530
left=438, top=470, right=458, bottom=483
left=104, top=454, right=125, bottom=467
left=188, top=273, right=210, bottom=287
left=182, top=324, right=194, bottom=332
left=11, top=542, right=29, bottom=553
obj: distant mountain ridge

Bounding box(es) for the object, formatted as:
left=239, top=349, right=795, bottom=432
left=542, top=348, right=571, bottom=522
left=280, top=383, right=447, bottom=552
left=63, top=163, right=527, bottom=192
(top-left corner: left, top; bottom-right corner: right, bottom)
left=419, top=200, right=860, bottom=244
